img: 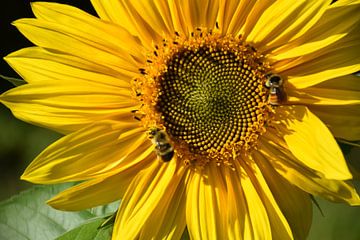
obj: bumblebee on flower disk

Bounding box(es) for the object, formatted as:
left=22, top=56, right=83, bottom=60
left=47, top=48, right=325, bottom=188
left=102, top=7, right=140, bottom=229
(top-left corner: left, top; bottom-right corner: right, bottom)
left=148, top=127, right=174, bottom=162
left=265, top=73, right=287, bottom=106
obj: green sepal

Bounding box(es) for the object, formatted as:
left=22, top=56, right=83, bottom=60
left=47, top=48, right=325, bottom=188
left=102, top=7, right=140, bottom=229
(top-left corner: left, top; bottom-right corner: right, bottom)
left=0, top=74, right=26, bottom=86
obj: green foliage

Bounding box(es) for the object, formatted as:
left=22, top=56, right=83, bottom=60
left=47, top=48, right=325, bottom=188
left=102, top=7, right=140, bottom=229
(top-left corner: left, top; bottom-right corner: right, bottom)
left=56, top=218, right=113, bottom=240
left=308, top=197, right=360, bottom=240
left=0, top=184, right=118, bottom=240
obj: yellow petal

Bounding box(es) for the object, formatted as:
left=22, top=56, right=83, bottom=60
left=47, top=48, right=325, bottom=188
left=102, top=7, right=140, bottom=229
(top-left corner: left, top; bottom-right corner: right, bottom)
left=224, top=161, right=290, bottom=240
left=267, top=0, right=330, bottom=49
left=0, top=80, right=137, bottom=133
left=234, top=161, right=272, bottom=240
left=127, top=0, right=175, bottom=36
left=254, top=151, right=313, bottom=240
left=90, top=0, right=138, bottom=34
left=271, top=0, right=360, bottom=60
left=113, top=160, right=183, bottom=240
left=90, top=0, right=159, bottom=47
left=217, top=0, right=256, bottom=36
left=31, top=2, right=145, bottom=62
left=239, top=0, right=276, bottom=39
left=248, top=0, right=330, bottom=51
left=225, top=166, right=252, bottom=240
left=47, top=159, right=150, bottom=211
left=238, top=160, right=294, bottom=240
left=277, top=106, right=352, bottom=180
left=5, top=47, right=134, bottom=85
left=309, top=104, right=360, bottom=141
left=180, top=0, right=219, bottom=34
left=276, top=30, right=360, bottom=88
left=139, top=167, right=188, bottom=240
left=166, top=0, right=188, bottom=35
left=259, top=134, right=360, bottom=205
left=13, top=17, right=139, bottom=74
left=186, top=164, right=227, bottom=240
left=287, top=74, right=360, bottom=105
left=21, top=121, right=148, bottom=183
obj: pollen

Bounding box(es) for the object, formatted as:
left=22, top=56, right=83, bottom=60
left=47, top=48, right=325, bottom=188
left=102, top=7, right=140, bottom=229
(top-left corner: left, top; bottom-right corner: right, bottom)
left=134, top=29, right=273, bottom=167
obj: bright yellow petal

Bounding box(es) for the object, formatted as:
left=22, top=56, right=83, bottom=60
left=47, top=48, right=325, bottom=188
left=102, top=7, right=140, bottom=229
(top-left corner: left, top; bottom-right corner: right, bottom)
left=234, top=161, right=272, bottom=240
left=113, top=160, right=184, bottom=240
left=47, top=159, right=151, bottom=211
left=21, top=121, right=148, bottom=183
left=276, top=29, right=360, bottom=88
left=259, top=134, right=360, bottom=205
left=239, top=0, right=276, bottom=39
left=271, top=0, right=360, bottom=59
left=91, top=0, right=175, bottom=48
left=31, top=2, right=145, bottom=63
left=271, top=0, right=360, bottom=60
left=90, top=0, right=159, bottom=47
left=238, top=160, right=294, bottom=240
left=247, top=0, right=330, bottom=50
left=115, top=0, right=220, bottom=37
left=90, top=0, right=137, bottom=34
left=13, top=18, right=139, bottom=74
left=309, top=104, right=360, bottom=141
left=225, top=166, right=252, bottom=240
left=186, top=164, right=227, bottom=240
left=276, top=106, right=352, bottom=180
left=139, top=168, right=188, bottom=240
left=217, top=0, right=256, bottom=36
left=166, top=0, right=187, bottom=35
left=216, top=160, right=292, bottom=240
left=13, top=4, right=144, bottom=74
left=127, top=0, right=175, bottom=36
left=287, top=74, right=360, bottom=105
left=178, top=0, right=219, bottom=34
left=5, top=47, right=134, bottom=85
left=254, top=151, right=313, bottom=240
left=0, top=80, right=137, bottom=133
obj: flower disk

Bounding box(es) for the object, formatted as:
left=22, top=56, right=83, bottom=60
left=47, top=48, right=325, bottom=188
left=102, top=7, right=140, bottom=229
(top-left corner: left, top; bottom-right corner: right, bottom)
left=139, top=32, right=271, bottom=164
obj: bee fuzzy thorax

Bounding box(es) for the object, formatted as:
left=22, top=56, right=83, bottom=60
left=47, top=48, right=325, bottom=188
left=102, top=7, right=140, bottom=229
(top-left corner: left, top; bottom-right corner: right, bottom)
left=148, top=127, right=175, bottom=162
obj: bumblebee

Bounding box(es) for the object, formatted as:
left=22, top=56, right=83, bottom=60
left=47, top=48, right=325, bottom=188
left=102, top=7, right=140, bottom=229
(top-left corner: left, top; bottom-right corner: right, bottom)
left=265, top=73, right=287, bottom=106
left=148, top=127, right=174, bottom=162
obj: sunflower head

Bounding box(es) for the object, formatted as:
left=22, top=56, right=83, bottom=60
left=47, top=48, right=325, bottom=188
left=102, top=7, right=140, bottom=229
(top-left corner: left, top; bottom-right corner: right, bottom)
left=1, top=1, right=360, bottom=240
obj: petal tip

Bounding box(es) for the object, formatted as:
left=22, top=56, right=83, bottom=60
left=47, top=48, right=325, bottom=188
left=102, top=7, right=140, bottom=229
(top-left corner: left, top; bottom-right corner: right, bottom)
left=11, top=18, right=30, bottom=28
left=20, top=172, right=31, bottom=182
left=46, top=198, right=64, bottom=211
left=30, top=1, right=51, bottom=9
left=20, top=168, right=43, bottom=183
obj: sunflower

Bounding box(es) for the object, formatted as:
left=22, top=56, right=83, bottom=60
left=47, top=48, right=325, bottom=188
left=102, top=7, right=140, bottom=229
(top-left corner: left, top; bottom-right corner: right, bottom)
left=1, top=0, right=360, bottom=239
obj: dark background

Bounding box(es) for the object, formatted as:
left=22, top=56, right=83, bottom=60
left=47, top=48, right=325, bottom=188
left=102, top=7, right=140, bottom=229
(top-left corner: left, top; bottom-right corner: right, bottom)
left=0, top=1, right=360, bottom=239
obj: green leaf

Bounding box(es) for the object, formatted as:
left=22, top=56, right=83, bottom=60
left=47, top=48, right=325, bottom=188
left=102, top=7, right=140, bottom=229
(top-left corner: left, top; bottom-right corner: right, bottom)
left=56, top=218, right=112, bottom=240
left=308, top=197, right=360, bottom=240
left=0, top=74, right=26, bottom=86
left=0, top=183, right=118, bottom=240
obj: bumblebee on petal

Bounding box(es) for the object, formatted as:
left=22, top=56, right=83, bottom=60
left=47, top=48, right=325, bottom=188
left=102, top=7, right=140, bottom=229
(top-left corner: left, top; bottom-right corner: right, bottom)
left=265, top=73, right=287, bottom=106
left=148, top=127, right=174, bottom=162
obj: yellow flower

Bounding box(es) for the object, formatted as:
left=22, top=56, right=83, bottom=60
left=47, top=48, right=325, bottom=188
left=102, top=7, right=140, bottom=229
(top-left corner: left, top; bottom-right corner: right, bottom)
left=1, top=0, right=360, bottom=239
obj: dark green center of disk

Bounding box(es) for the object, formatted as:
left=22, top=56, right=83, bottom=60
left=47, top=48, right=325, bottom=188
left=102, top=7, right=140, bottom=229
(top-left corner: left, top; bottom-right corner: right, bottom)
left=156, top=46, right=265, bottom=153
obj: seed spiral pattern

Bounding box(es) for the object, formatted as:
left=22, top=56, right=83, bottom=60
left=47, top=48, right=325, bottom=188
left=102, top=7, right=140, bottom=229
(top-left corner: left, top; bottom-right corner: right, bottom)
left=156, top=45, right=267, bottom=154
